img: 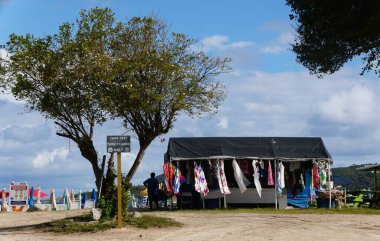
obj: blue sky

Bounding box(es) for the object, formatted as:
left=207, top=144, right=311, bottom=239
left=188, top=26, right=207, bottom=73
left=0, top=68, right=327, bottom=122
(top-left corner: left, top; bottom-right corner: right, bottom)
left=0, top=0, right=379, bottom=195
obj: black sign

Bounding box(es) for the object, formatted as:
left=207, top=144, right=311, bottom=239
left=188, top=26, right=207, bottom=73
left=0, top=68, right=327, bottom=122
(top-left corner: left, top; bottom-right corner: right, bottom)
left=107, top=135, right=131, bottom=153
left=11, top=201, right=27, bottom=206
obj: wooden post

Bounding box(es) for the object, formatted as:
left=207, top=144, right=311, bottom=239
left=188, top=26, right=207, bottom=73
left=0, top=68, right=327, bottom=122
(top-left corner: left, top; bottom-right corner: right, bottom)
left=274, top=160, right=278, bottom=210
left=310, top=161, right=313, bottom=208
left=328, top=161, right=332, bottom=209
left=374, top=168, right=377, bottom=198
left=344, top=189, right=347, bottom=207
left=117, top=152, right=122, bottom=229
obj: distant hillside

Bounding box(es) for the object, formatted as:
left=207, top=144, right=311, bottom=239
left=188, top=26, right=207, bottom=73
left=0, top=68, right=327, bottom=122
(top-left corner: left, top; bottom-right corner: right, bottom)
left=332, top=164, right=379, bottom=190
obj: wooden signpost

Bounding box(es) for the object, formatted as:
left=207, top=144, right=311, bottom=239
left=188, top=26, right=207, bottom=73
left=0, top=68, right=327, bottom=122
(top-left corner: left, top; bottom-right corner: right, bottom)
left=107, top=135, right=130, bottom=229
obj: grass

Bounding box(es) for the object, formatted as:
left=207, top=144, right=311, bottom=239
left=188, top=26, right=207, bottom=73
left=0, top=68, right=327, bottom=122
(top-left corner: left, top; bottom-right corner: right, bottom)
left=38, top=214, right=116, bottom=233
left=38, top=213, right=182, bottom=233
left=125, top=215, right=183, bottom=229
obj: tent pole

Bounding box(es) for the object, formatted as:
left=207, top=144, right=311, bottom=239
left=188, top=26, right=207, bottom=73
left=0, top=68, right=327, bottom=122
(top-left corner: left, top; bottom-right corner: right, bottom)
left=274, top=160, right=278, bottom=210
left=374, top=168, right=377, bottom=199
left=344, top=189, right=346, bottom=207
left=170, top=158, right=172, bottom=211
left=328, top=160, right=332, bottom=209
left=310, top=160, right=313, bottom=208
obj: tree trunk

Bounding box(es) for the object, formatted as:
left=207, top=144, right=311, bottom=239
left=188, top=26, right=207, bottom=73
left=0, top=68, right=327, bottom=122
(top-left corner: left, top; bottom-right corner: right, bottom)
left=125, top=141, right=150, bottom=185
left=77, top=137, right=103, bottom=191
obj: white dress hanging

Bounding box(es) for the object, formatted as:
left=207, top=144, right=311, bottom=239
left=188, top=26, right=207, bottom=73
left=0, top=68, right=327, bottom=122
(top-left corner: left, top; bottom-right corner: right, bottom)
left=252, top=160, right=262, bottom=198
left=232, top=159, right=250, bottom=193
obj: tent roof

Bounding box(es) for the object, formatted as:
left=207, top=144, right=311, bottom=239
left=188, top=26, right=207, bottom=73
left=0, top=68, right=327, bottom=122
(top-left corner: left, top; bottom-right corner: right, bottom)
left=166, top=137, right=331, bottom=161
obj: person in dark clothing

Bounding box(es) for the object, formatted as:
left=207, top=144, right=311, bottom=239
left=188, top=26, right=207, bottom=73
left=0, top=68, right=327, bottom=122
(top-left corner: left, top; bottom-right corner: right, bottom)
left=143, top=172, right=159, bottom=209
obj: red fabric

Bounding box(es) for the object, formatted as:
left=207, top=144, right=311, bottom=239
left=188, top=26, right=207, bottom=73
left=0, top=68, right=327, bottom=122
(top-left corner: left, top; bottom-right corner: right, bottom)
left=313, top=163, right=320, bottom=188
left=163, top=163, right=175, bottom=192
left=1, top=191, right=9, bottom=197
left=28, top=189, right=48, bottom=197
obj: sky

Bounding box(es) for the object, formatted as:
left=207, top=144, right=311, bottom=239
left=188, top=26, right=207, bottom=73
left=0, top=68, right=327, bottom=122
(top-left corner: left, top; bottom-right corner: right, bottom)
left=0, top=0, right=379, bottom=195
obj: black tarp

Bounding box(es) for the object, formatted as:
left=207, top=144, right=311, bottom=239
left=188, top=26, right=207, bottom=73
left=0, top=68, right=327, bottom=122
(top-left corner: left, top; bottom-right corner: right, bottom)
left=166, top=137, right=331, bottom=161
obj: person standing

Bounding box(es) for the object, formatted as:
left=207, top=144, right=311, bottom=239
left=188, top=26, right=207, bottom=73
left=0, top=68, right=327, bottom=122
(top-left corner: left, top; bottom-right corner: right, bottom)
left=143, top=172, right=159, bottom=209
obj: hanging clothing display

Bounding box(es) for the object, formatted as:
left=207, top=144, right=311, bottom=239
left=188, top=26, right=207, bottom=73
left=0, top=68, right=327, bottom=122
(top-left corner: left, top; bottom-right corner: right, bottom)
left=186, top=161, right=191, bottom=184
left=232, top=159, right=250, bottom=193
left=320, top=168, right=327, bottom=187
left=289, top=162, right=300, bottom=171
left=173, top=166, right=186, bottom=194
left=252, top=160, right=262, bottom=198
left=207, top=160, right=213, bottom=186
left=280, top=162, right=285, bottom=188
left=312, top=162, right=320, bottom=189
left=218, top=160, right=231, bottom=194
left=267, top=161, right=275, bottom=186
left=276, top=161, right=285, bottom=195
left=299, top=173, right=305, bottom=191
left=194, top=162, right=209, bottom=195
left=259, top=160, right=265, bottom=178
left=215, top=161, right=223, bottom=193
left=238, top=160, right=252, bottom=175
left=163, top=163, right=175, bottom=192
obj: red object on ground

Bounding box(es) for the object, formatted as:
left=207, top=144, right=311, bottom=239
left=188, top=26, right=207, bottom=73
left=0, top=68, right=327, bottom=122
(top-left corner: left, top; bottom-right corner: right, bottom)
left=27, top=189, right=48, bottom=198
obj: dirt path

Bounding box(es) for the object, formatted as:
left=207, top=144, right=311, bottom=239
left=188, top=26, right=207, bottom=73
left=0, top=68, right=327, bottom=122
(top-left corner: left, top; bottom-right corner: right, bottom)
left=0, top=210, right=379, bottom=241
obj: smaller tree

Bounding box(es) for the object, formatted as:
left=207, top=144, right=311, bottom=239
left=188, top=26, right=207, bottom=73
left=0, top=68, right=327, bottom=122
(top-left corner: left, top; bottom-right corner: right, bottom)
left=98, top=153, right=117, bottom=218
left=98, top=153, right=130, bottom=220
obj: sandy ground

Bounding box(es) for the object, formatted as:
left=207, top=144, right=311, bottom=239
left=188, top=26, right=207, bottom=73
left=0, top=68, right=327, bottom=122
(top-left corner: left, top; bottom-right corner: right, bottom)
left=0, top=209, right=379, bottom=241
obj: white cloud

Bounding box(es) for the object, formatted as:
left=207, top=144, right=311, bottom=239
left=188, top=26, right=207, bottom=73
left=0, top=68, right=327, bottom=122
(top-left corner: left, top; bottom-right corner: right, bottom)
left=319, top=85, right=379, bottom=125
left=201, top=35, right=255, bottom=52
left=32, top=147, right=70, bottom=168
left=277, top=32, right=294, bottom=45
left=259, top=32, right=294, bottom=54
left=258, top=20, right=295, bottom=55
left=0, top=93, right=21, bottom=104
left=260, top=45, right=285, bottom=54
left=217, top=117, right=229, bottom=129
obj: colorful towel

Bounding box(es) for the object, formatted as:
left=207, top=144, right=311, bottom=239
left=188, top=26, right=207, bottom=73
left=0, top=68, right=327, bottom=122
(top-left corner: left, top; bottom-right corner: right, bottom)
left=163, top=163, right=175, bottom=193
left=194, top=162, right=209, bottom=195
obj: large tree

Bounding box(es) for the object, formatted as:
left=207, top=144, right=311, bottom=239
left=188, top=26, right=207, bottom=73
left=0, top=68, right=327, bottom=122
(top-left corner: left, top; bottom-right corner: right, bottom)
left=0, top=8, right=117, bottom=191
left=105, top=16, right=231, bottom=184
left=287, top=0, right=380, bottom=77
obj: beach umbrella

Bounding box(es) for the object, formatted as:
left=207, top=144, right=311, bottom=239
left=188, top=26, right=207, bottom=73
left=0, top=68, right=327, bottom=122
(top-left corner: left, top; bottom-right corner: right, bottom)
left=61, top=190, right=65, bottom=205
left=1, top=187, right=7, bottom=212
left=78, top=189, right=82, bottom=210
left=50, top=188, right=56, bottom=210
left=91, top=188, right=96, bottom=201
left=91, top=188, right=96, bottom=208
left=36, top=185, right=41, bottom=205
left=82, top=191, right=87, bottom=208
left=66, top=189, right=72, bottom=209
left=71, top=189, right=75, bottom=203
left=63, top=188, right=71, bottom=210
left=28, top=186, right=34, bottom=206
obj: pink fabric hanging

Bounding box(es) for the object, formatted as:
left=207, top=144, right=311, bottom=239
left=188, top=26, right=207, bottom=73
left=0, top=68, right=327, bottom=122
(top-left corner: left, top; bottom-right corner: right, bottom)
left=267, top=161, right=275, bottom=186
